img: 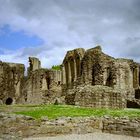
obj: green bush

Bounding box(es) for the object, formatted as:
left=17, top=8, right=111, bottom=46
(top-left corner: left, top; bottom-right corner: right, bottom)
left=52, top=65, right=61, bottom=70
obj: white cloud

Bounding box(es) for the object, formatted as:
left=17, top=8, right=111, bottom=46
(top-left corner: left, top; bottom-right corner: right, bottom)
left=0, top=0, right=140, bottom=69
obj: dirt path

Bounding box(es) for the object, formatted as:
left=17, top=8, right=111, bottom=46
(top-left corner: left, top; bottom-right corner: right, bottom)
left=24, top=132, right=140, bottom=140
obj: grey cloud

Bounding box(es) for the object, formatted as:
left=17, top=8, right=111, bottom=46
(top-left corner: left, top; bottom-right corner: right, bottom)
left=19, top=46, right=46, bottom=57
left=122, top=37, right=140, bottom=58
left=0, top=0, right=140, bottom=67
left=125, top=37, right=140, bottom=45
left=126, top=47, right=140, bottom=58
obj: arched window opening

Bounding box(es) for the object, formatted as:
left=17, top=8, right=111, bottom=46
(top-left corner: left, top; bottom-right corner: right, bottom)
left=76, top=56, right=80, bottom=77
left=106, top=68, right=112, bottom=87
left=135, top=89, right=140, bottom=99
left=64, top=62, right=69, bottom=86
left=45, top=71, right=51, bottom=90
left=92, top=63, right=102, bottom=85
left=133, top=68, right=137, bottom=88
left=5, top=97, right=13, bottom=105
left=58, top=81, right=61, bottom=85
left=70, top=58, right=75, bottom=83
left=92, top=66, right=95, bottom=85
left=46, top=77, right=50, bottom=90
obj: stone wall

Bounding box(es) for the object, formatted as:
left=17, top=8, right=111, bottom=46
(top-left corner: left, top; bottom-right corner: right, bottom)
left=28, top=57, right=41, bottom=76
left=62, top=46, right=140, bottom=108
left=62, top=48, right=85, bottom=89
left=102, top=117, right=140, bottom=137
left=21, top=57, right=62, bottom=104
left=22, top=69, right=62, bottom=104
left=0, top=113, right=140, bottom=139
left=0, top=46, right=140, bottom=106
left=65, top=85, right=126, bottom=108
left=0, top=57, right=63, bottom=105
left=0, top=61, right=25, bottom=105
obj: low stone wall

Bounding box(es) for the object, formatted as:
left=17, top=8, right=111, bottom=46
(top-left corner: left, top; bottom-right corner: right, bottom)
left=0, top=113, right=140, bottom=139
left=102, top=117, right=140, bottom=137
left=65, top=85, right=126, bottom=108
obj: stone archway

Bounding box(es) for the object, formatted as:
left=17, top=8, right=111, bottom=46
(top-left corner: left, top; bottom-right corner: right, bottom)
left=5, top=97, right=13, bottom=105
left=64, top=61, right=69, bottom=86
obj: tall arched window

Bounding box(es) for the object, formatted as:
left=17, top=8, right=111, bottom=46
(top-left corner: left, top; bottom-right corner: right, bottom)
left=70, top=58, right=75, bottom=83
left=106, top=67, right=112, bottom=86
left=75, top=56, right=80, bottom=77
left=92, top=65, right=95, bottom=85
left=64, top=61, right=69, bottom=86
left=133, top=68, right=137, bottom=88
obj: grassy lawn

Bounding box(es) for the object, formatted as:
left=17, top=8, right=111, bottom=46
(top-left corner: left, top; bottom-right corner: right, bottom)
left=5, top=105, right=139, bottom=120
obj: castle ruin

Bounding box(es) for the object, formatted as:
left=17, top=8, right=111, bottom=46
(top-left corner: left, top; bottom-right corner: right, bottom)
left=0, top=46, right=140, bottom=108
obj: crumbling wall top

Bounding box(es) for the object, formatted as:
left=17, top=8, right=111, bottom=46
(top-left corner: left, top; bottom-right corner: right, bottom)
left=28, top=57, right=41, bottom=72
left=86, top=45, right=102, bottom=53
left=4, top=62, right=25, bottom=70
left=63, top=48, right=85, bottom=63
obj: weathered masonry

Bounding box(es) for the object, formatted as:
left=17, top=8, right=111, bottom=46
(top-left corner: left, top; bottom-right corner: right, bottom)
left=0, top=61, right=25, bottom=105
left=62, top=46, right=140, bottom=108
left=0, top=57, right=62, bottom=105
left=22, top=57, right=62, bottom=104
left=0, top=46, right=140, bottom=108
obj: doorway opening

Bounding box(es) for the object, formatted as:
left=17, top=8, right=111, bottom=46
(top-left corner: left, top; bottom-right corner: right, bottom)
left=5, top=97, right=13, bottom=105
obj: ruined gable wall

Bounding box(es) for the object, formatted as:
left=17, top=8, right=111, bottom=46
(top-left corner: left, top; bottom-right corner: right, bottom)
left=63, top=46, right=140, bottom=108
left=62, top=48, right=85, bottom=92
left=22, top=57, right=62, bottom=104
left=81, top=46, right=115, bottom=86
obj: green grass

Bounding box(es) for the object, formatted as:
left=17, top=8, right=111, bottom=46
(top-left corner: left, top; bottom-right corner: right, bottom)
left=13, top=105, right=140, bottom=120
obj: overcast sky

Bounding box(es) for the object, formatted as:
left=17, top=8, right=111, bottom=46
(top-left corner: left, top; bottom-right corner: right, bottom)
left=0, top=0, right=140, bottom=68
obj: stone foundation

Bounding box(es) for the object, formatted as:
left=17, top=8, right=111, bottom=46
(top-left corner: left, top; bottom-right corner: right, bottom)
left=65, top=85, right=126, bottom=108
left=0, top=113, right=140, bottom=139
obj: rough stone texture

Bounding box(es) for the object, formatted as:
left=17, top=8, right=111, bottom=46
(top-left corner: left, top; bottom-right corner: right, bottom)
left=102, top=117, right=140, bottom=137
left=65, top=85, right=126, bottom=108
left=62, top=48, right=85, bottom=91
left=28, top=57, right=41, bottom=76
left=0, top=46, right=140, bottom=106
left=0, top=113, right=140, bottom=138
left=22, top=69, right=62, bottom=104
left=21, top=57, right=62, bottom=104
left=62, top=46, right=140, bottom=108
left=0, top=61, right=25, bottom=104
left=0, top=57, right=62, bottom=105
left=0, top=113, right=39, bottom=139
